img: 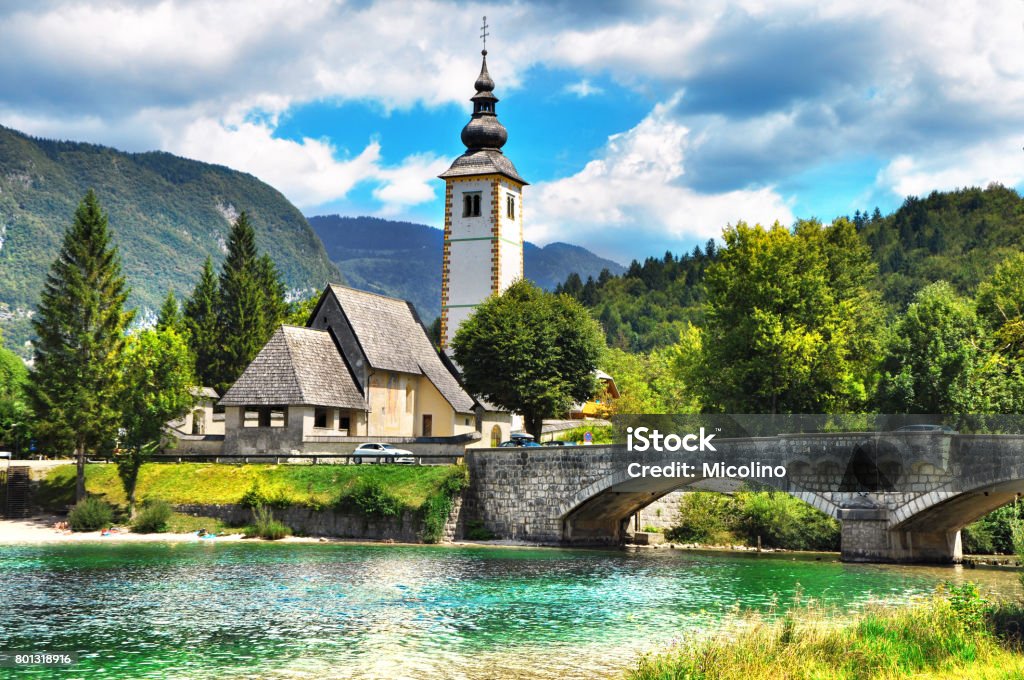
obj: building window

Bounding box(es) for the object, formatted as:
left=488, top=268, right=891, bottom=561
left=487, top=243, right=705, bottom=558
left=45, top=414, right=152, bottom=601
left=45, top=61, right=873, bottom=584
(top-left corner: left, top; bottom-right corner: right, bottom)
left=339, top=416, right=351, bottom=433
left=490, top=425, right=501, bottom=447
left=314, top=407, right=329, bottom=429
left=463, top=192, right=481, bottom=217
left=507, top=195, right=515, bottom=219
left=422, top=414, right=433, bottom=437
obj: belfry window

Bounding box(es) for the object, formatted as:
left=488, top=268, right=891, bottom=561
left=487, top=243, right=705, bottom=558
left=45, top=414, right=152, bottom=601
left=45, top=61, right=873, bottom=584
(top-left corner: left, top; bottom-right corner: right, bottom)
left=463, top=192, right=482, bottom=217
left=506, top=195, right=515, bottom=219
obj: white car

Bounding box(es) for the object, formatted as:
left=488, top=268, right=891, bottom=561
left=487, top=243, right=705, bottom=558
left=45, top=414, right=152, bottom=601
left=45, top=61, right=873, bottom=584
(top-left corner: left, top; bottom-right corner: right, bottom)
left=352, top=443, right=416, bottom=465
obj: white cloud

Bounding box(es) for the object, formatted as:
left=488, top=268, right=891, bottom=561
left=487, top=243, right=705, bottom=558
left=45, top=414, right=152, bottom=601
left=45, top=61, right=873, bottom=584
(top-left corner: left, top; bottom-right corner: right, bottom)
left=527, top=97, right=794, bottom=253
left=2, top=0, right=1023, bottom=238
left=564, top=79, right=604, bottom=97
left=169, top=119, right=381, bottom=208
left=372, top=153, right=451, bottom=214
left=875, top=137, right=1024, bottom=199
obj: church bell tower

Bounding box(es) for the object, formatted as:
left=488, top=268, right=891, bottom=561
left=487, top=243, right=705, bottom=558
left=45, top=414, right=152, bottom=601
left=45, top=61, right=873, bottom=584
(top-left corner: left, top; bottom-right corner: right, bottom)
left=439, top=19, right=527, bottom=348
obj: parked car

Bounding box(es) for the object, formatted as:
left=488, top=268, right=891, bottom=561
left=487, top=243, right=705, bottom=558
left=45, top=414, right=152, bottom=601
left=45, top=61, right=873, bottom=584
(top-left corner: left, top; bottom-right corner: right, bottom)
left=548, top=440, right=578, bottom=447
left=352, top=443, right=416, bottom=464
left=498, top=439, right=541, bottom=447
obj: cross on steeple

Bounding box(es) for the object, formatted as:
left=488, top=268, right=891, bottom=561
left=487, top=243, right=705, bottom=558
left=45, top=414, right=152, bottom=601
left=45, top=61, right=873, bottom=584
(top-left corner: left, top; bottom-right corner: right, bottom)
left=480, top=16, right=489, bottom=53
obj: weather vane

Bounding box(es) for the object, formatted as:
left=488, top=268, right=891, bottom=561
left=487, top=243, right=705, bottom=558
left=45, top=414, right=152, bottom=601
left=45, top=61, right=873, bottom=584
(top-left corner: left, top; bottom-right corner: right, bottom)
left=480, top=16, right=489, bottom=53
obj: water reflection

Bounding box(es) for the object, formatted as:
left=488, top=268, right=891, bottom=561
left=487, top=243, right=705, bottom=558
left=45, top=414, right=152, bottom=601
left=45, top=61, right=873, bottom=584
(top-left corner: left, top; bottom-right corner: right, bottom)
left=0, top=543, right=1019, bottom=679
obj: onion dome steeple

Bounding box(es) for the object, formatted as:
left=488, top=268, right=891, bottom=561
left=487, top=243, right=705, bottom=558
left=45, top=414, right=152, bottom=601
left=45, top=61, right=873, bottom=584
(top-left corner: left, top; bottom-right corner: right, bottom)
left=460, top=50, right=508, bottom=151
left=439, top=22, right=526, bottom=185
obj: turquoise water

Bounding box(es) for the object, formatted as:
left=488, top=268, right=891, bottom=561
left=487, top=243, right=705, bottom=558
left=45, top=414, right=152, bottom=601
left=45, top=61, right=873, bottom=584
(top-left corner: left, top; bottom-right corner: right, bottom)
left=0, top=542, right=1019, bottom=679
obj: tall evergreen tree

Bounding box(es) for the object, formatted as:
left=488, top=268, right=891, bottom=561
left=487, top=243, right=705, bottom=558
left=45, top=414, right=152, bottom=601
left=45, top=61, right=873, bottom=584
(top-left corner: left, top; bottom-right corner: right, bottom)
left=184, top=257, right=219, bottom=388
left=208, top=212, right=286, bottom=394
left=156, top=289, right=183, bottom=333
left=29, top=190, right=133, bottom=501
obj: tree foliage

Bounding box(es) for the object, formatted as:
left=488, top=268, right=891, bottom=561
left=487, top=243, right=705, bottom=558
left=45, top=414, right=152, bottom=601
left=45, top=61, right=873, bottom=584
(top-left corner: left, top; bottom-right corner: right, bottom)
left=29, top=190, right=133, bottom=500
left=877, top=282, right=990, bottom=413
left=0, top=330, right=31, bottom=453
left=687, top=219, right=884, bottom=413
left=199, top=213, right=287, bottom=394
left=451, top=280, right=605, bottom=437
left=183, top=257, right=219, bottom=388
left=116, top=327, right=196, bottom=515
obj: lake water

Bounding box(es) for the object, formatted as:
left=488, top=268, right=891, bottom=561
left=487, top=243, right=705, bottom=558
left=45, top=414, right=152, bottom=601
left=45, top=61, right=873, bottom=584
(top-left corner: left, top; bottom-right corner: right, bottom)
left=0, top=542, right=1019, bottom=679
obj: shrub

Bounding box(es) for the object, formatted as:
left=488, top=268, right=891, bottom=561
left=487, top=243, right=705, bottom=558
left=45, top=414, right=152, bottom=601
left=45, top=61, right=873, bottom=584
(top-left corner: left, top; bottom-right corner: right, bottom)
left=243, top=504, right=290, bottom=540
left=68, top=496, right=115, bottom=531
left=240, top=481, right=294, bottom=509
left=963, top=504, right=1021, bottom=554
left=132, top=499, right=173, bottom=533
left=421, top=466, right=470, bottom=544
left=665, top=491, right=737, bottom=544
left=339, top=479, right=404, bottom=517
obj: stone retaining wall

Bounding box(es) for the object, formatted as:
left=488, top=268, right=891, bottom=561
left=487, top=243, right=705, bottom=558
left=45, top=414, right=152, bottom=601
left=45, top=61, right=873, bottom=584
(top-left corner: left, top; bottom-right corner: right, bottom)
left=176, top=503, right=426, bottom=542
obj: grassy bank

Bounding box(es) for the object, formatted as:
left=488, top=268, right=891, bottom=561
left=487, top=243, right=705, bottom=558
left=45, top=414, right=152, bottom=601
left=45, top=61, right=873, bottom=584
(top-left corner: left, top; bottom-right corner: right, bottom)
left=629, top=585, right=1024, bottom=680
left=36, top=463, right=467, bottom=537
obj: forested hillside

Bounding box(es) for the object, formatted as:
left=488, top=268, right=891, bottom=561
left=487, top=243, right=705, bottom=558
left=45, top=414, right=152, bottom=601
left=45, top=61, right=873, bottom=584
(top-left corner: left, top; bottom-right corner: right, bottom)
left=0, top=126, right=339, bottom=353
left=309, top=215, right=625, bottom=321
left=562, top=184, right=1024, bottom=351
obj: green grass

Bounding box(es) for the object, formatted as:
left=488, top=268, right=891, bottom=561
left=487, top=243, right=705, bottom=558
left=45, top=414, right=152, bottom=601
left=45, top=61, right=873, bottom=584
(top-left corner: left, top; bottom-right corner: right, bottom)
left=628, top=585, right=1024, bottom=680
left=37, top=463, right=466, bottom=515
left=163, top=512, right=236, bottom=535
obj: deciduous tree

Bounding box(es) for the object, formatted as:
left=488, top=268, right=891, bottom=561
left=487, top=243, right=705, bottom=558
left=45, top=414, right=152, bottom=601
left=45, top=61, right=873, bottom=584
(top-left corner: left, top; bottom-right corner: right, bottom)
left=451, top=280, right=605, bottom=437
left=116, top=327, right=195, bottom=516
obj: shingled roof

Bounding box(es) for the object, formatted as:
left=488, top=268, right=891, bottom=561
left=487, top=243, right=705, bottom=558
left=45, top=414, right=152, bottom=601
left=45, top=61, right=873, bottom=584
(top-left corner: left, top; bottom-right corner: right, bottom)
left=328, top=285, right=478, bottom=414
left=220, top=326, right=365, bottom=409
left=438, top=149, right=526, bottom=185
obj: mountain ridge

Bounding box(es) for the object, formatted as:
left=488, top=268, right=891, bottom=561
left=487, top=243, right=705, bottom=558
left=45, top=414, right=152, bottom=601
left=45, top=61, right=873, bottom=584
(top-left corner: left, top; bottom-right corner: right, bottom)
left=0, top=125, right=340, bottom=353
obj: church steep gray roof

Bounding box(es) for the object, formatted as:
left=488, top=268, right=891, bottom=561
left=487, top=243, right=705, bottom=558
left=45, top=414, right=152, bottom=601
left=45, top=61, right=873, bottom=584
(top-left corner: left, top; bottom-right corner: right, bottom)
left=220, top=326, right=365, bottom=409
left=327, top=285, right=478, bottom=414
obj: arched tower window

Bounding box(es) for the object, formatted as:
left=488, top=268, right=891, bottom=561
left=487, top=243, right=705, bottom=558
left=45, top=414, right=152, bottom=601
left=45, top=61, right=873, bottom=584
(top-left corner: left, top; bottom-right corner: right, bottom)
left=463, top=192, right=482, bottom=217
left=490, top=424, right=502, bottom=447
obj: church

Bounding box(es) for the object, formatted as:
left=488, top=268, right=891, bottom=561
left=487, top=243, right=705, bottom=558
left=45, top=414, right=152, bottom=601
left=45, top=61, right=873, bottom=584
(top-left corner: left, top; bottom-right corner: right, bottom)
left=207, top=43, right=526, bottom=456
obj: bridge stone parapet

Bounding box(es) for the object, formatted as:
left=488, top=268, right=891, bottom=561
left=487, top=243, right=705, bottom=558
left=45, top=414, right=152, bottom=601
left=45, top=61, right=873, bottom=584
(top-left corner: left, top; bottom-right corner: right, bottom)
left=462, top=432, right=1024, bottom=563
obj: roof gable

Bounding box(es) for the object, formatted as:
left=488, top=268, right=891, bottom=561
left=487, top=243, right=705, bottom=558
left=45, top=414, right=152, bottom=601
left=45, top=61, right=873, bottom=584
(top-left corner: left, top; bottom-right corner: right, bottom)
left=220, top=326, right=365, bottom=409
left=327, top=285, right=477, bottom=413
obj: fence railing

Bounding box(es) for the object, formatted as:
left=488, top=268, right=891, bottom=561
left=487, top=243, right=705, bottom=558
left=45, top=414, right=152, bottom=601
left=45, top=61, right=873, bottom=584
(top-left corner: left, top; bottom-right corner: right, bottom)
left=149, top=453, right=465, bottom=465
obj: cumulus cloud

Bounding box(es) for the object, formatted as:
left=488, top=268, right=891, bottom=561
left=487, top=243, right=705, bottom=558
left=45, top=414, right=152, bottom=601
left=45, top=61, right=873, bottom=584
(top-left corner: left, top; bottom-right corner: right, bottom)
left=564, top=79, right=604, bottom=97
left=1, top=0, right=1023, bottom=241
left=875, top=137, right=1024, bottom=200
left=527, top=97, right=794, bottom=257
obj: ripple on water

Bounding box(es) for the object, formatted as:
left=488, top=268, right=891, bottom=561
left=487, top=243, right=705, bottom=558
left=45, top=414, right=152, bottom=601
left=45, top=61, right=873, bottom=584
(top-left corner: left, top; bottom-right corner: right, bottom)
left=0, top=542, right=1019, bottom=679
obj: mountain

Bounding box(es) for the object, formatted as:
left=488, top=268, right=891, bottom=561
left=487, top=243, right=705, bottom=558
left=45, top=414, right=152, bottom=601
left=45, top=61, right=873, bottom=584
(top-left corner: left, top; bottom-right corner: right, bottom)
left=554, top=184, right=1024, bottom=351
left=856, top=184, right=1024, bottom=307
left=308, top=215, right=626, bottom=321
left=0, top=126, right=339, bottom=353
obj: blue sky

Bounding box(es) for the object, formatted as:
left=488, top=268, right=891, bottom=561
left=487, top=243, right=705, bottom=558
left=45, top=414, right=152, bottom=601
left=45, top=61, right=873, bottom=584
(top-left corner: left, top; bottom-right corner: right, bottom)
left=1, top=1, right=1023, bottom=264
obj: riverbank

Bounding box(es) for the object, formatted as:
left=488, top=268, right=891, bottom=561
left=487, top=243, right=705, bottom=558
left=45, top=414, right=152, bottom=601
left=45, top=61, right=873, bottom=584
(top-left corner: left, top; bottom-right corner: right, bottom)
left=628, top=586, right=1024, bottom=680
left=0, top=515, right=560, bottom=551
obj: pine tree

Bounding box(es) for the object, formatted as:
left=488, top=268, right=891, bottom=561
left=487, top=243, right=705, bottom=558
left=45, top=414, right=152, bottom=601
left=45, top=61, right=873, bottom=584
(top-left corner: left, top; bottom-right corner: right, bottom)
left=208, top=212, right=286, bottom=394
left=183, top=257, right=219, bottom=388
left=29, top=190, right=133, bottom=501
left=156, top=289, right=183, bottom=333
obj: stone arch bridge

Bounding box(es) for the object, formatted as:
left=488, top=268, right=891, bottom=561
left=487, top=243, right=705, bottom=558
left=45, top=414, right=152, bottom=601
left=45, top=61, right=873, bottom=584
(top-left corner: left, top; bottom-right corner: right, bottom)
left=461, top=431, right=1024, bottom=563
